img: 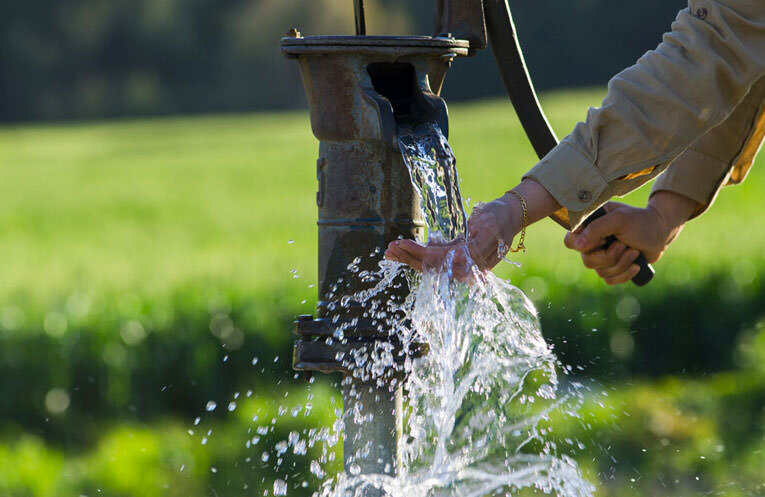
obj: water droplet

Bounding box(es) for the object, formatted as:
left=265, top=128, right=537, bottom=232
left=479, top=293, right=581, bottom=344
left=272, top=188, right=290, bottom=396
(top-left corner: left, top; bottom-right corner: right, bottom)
left=310, top=460, right=325, bottom=478
left=273, top=479, right=287, bottom=496
left=205, top=401, right=217, bottom=412
left=228, top=401, right=237, bottom=412
left=193, top=416, right=201, bottom=425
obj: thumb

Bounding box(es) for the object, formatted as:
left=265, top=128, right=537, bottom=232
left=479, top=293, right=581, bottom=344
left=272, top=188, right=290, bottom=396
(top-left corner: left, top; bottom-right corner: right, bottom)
left=574, top=209, right=626, bottom=252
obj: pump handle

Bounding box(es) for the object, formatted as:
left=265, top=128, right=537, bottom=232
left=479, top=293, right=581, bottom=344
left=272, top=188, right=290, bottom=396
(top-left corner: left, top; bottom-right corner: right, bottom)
left=354, top=0, right=366, bottom=35
left=579, top=207, right=655, bottom=286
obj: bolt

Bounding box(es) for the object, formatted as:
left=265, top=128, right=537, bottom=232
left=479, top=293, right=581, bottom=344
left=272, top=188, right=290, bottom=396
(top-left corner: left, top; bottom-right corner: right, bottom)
left=285, top=28, right=301, bottom=38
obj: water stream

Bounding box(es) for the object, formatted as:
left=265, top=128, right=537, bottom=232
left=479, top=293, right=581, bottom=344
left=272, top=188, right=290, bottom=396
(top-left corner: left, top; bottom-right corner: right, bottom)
left=308, top=122, right=594, bottom=497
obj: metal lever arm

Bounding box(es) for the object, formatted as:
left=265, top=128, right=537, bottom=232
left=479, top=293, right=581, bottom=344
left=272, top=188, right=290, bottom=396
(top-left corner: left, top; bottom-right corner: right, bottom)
left=483, top=0, right=557, bottom=159
left=354, top=0, right=366, bottom=35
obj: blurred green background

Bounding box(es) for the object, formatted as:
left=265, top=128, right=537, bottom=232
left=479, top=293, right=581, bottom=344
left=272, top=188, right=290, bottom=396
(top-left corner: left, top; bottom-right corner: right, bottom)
left=1, top=0, right=764, bottom=496
left=1, top=89, right=763, bottom=496
left=1, top=0, right=686, bottom=121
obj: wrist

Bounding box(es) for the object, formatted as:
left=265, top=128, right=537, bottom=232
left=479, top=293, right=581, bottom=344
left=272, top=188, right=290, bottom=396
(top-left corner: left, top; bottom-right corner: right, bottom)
left=511, top=178, right=561, bottom=224
left=648, top=191, right=697, bottom=231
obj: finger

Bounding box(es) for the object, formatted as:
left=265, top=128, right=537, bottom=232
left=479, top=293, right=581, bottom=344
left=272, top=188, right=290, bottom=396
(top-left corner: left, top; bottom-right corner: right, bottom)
left=564, top=231, right=579, bottom=250
left=574, top=210, right=627, bottom=252
left=595, top=248, right=640, bottom=279
left=581, top=241, right=627, bottom=269
left=384, top=241, right=424, bottom=272
left=395, top=239, right=428, bottom=258
left=603, top=264, right=641, bottom=286
left=445, top=244, right=476, bottom=280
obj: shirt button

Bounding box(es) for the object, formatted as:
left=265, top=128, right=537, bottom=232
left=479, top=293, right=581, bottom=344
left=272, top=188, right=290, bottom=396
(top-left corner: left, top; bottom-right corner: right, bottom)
left=578, top=190, right=591, bottom=202
left=695, top=7, right=708, bottom=19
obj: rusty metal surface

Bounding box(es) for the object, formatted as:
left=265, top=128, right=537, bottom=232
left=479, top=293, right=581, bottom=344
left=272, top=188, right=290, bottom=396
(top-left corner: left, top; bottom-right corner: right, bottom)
left=292, top=315, right=428, bottom=373
left=294, top=316, right=382, bottom=338
left=282, top=29, right=470, bottom=483
left=281, top=35, right=469, bottom=53
left=282, top=36, right=462, bottom=375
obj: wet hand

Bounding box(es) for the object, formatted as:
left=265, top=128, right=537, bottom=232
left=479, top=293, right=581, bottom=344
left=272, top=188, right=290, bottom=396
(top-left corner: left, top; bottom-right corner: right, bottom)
left=385, top=192, right=523, bottom=278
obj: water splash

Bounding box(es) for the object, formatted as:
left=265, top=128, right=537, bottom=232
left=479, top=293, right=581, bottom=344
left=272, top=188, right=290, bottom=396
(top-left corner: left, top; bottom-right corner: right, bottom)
left=308, top=123, right=594, bottom=497
left=191, top=122, right=593, bottom=496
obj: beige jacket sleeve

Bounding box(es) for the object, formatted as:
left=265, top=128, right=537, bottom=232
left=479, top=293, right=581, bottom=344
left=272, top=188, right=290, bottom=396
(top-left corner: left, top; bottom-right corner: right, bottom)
left=523, top=0, right=765, bottom=229
left=651, top=76, right=765, bottom=218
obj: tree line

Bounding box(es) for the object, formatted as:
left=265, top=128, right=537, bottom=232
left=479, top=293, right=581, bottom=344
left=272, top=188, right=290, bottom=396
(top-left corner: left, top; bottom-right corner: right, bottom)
left=0, top=0, right=685, bottom=122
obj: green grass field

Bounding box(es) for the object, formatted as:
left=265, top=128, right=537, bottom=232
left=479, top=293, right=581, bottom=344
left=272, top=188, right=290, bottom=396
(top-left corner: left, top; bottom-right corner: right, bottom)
left=1, top=89, right=763, bottom=496
left=1, top=87, right=763, bottom=306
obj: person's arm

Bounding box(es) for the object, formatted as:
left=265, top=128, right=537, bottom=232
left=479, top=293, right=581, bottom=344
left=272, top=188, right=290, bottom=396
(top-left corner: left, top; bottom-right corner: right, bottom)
left=650, top=76, right=765, bottom=218
left=566, top=77, right=765, bottom=285
left=387, top=1, right=765, bottom=274
left=526, top=0, right=765, bottom=230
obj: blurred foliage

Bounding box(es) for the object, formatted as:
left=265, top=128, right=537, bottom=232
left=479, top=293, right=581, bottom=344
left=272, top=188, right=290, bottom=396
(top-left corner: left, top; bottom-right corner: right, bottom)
left=0, top=91, right=763, bottom=495
left=0, top=384, right=343, bottom=497
left=0, top=0, right=685, bottom=121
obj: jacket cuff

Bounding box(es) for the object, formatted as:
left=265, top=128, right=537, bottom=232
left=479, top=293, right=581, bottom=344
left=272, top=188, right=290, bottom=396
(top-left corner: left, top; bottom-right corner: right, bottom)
left=651, top=148, right=731, bottom=219
left=524, top=141, right=610, bottom=229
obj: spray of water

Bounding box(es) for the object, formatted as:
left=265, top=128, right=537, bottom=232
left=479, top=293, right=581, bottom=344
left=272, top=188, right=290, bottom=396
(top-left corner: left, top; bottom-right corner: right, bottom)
left=198, top=122, right=593, bottom=496
left=308, top=122, right=594, bottom=497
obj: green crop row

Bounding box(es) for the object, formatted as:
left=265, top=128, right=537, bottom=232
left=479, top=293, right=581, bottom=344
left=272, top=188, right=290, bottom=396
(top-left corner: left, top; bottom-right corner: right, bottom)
left=0, top=384, right=343, bottom=497
left=0, top=267, right=762, bottom=447
left=2, top=355, right=762, bottom=497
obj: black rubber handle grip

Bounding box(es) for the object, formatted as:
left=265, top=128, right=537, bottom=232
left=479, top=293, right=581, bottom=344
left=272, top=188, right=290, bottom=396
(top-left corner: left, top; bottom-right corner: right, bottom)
left=581, top=207, right=654, bottom=286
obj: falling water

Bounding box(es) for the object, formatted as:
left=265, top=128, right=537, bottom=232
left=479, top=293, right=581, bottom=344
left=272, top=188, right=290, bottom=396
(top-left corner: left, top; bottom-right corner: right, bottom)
left=307, top=122, right=595, bottom=497
left=195, top=122, right=594, bottom=495
left=398, top=122, right=466, bottom=242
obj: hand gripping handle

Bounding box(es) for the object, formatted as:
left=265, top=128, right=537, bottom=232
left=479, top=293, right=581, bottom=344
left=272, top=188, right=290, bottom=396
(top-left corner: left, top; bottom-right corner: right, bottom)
left=580, top=207, right=655, bottom=286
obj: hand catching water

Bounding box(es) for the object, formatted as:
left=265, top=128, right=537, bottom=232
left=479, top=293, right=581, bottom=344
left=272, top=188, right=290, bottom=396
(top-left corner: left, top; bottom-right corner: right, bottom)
left=385, top=178, right=561, bottom=277
left=384, top=192, right=520, bottom=277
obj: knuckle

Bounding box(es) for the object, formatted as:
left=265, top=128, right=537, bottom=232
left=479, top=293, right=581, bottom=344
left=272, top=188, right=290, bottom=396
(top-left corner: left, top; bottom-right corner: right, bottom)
left=563, top=234, right=575, bottom=249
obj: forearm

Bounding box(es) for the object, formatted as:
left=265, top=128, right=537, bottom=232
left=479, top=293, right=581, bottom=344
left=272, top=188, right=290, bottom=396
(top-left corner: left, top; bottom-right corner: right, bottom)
left=651, top=76, right=765, bottom=219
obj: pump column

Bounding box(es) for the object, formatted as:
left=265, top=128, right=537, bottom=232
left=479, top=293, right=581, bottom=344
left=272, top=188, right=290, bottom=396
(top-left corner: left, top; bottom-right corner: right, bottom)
left=281, top=34, right=468, bottom=488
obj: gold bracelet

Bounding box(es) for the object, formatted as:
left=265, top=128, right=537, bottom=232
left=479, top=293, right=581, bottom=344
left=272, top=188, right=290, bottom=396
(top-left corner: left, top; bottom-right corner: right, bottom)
left=505, top=190, right=527, bottom=253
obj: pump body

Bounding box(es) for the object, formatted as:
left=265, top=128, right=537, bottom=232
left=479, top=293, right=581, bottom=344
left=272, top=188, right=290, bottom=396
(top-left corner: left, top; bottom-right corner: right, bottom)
left=281, top=34, right=467, bottom=482
left=282, top=35, right=468, bottom=372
